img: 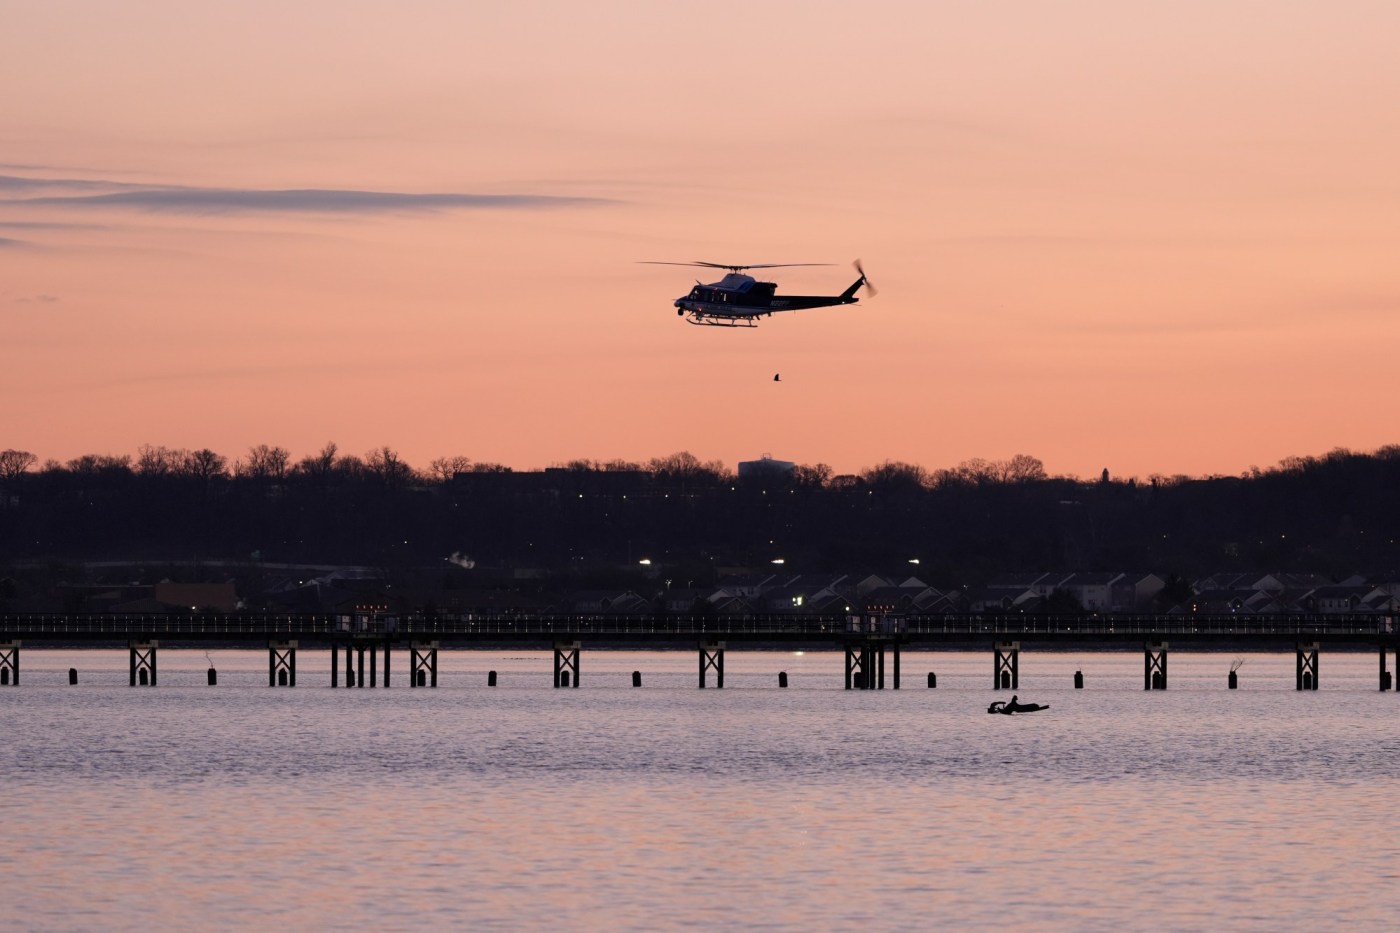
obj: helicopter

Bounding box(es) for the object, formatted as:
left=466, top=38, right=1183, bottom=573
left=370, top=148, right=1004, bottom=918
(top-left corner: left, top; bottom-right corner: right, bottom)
left=642, top=260, right=876, bottom=327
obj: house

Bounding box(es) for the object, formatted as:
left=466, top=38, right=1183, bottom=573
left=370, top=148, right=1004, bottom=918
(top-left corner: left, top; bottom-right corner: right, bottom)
left=862, top=585, right=945, bottom=614
left=969, top=573, right=1061, bottom=612
left=571, top=590, right=649, bottom=613
left=1300, top=585, right=1372, bottom=614
left=760, top=575, right=849, bottom=612
left=713, top=574, right=778, bottom=600
left=1119, top=573, right=1166, bottom=610
left=661, top=587, right=715, bottom=613
left=1057, top=572, right=1124, bottom=612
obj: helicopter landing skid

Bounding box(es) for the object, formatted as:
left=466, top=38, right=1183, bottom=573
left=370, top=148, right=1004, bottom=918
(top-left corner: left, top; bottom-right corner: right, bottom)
left=686, top=314, right=757, bottom=328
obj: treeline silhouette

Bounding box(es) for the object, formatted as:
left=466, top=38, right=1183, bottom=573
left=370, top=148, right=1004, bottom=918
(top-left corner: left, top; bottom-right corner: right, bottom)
left=2, top=443, right=1399, bottom=585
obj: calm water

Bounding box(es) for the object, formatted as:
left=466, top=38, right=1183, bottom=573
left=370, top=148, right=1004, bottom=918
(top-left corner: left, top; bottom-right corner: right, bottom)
left=4, top=648, right=1400, bottom=930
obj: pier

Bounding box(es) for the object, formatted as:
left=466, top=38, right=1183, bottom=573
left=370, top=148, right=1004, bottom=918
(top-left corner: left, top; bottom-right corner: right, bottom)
left=2, top=611, right=1397, bottom=690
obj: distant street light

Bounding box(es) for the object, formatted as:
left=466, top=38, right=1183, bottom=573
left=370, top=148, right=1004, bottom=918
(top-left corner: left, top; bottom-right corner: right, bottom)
left=909, top=558, right=920, bottom=565
left=638, top=558, right=652, bottom=566
left=771, top=558, right=785, bottom=565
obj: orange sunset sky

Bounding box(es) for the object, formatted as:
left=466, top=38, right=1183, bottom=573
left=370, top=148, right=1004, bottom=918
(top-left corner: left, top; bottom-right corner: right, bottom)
left=4, top=1, right=1399, bottom=479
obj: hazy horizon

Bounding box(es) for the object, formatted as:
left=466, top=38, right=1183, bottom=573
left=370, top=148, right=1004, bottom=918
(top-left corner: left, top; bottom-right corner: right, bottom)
left=8, top=438, right=1396, bottom=483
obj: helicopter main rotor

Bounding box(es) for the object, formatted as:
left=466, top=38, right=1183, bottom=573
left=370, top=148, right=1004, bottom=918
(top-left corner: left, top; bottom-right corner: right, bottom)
left=638, top=261, right=835, bottom=274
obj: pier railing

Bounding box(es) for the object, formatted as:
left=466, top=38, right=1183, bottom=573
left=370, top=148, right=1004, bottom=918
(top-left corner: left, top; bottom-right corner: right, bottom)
left=1, top=612, right=1393, bottom=638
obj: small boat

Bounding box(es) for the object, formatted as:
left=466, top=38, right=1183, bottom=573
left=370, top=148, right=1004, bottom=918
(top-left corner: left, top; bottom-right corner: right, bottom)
left=987, top=700, right=1049, bottom=714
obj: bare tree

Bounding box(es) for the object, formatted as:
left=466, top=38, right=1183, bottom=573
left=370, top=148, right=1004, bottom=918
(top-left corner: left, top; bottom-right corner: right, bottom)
left=66, top=453, right=132, bottom=475
left=428, top=455, right=473, bottom=482
left=793, top=462, right=833, bottom=488
left=295, top=442, right=340, bottom=482
left=601, top=459, right=642, bottom=472
left=648, top=451, right=728, bottom=483
left=136, top=444, right=184, bottom=477
left=241, top=444, right=291, bottom=482
left=183, top=448, right=229, bottom=483
left=1001, top=454, right=1047, bottom=483
left=0, top=449, right=37, bottom=507
left=861, top=460, right=929, bottom=490
left=0, top=449, right=37, bottom=482
left=364, top=446, right=415, bottom=486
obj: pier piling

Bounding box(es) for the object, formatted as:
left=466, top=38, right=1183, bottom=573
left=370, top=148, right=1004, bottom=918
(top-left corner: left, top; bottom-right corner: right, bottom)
left=994, top=642, right=1019, bottom=690
left=844, top=644, right=864, bottom=690
left=778, top=671, right=788, bottom=688
left=632, top=670, right=642, bottom=688
left=927, top=671, right=936, bottom=688
left=0, top=641, right=18, bottom=686
left=129, top=641, right=157, bottom=687
left=207, top=667, right=217, bottom=686
left=699, top=641, right=725, bottom=688
left=410, top=642, right=439, bottom=688
left=1074, top=670, right=1084, bottom=689
left=844, top=639, right=897, bottom=690
left=1144, top=641, right=1168, bottom=690
left=69, top=667, right=78, bottom=685
left=554, top=641, right=581, bottom=688
left=268, top=640, right=297, bottom=687
left=1297, top=642, right=1319, bottom=691
left=488, top=670, right=497, bottom=687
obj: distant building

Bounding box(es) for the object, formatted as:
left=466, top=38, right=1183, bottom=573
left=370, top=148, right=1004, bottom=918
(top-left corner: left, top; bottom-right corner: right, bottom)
left=153, top=581, right=238, bottom=612
left=738, top=454, right=795, bottom=480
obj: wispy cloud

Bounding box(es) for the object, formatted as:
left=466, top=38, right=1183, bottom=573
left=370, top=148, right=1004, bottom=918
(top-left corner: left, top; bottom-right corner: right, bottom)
left=0, top=235, right=31, bottom=248
left=0, top=219, right=108, bottom=231
left=0, top=174, right=615, bottom=214
left=21, top=188, right=610, bottom=213
left=12, top=294, right=59, bottom=304
left=0, top=174, right=149, bottom=193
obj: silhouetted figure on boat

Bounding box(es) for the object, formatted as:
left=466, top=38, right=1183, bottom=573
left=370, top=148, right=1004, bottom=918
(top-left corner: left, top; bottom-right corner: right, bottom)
left=988, top=694, right=1049, bottom=714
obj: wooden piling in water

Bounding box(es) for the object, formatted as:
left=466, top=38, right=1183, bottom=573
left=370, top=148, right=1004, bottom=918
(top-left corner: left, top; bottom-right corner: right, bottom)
left=994, top=642, right=1019, bottom=690
left=129, top=641, right=157, bottom=687
left=269, top=640, right=297, bottom=688
left=0, top=641, right=19, bottom=687
left=554, top=641, right=581, bottom=688
left=411, top=641, right=438, bottom=689
left=698, top=642, right=725, bottom=689
left=1074, top=670, right=1084, bottom=689
left=1144, top=642, right=1168, bottom=690
left=778, top=671, right=788, bottom=688
left=1297, top=643, right=1319, bottom=691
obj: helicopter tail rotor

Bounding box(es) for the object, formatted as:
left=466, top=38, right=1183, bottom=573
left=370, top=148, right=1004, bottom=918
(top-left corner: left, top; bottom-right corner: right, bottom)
left=854, top=259, right=878, bottom=297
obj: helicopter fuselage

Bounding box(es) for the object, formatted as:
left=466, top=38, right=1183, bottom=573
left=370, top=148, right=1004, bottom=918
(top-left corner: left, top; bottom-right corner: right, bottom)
left=674, top=272, right=862, bottom=327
